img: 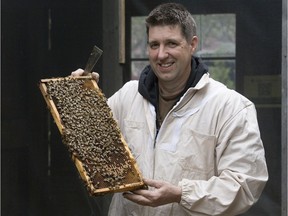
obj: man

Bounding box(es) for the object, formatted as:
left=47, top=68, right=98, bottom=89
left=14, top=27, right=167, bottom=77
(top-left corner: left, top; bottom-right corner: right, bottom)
left=72, top=3, right=268, bottom=215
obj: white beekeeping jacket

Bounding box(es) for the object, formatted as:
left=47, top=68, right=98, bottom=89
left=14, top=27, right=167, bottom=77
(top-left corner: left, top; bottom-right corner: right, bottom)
left=107, top=73, right=268, bottom=216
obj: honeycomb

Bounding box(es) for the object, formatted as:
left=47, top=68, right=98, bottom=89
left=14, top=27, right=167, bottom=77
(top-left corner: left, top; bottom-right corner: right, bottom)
left=39, top=76, right=145, bottom=195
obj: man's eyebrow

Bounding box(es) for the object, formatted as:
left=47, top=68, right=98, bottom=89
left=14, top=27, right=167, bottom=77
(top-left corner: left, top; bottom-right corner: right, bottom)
left=148, top=38, right=179, bottom=44
left=166, top=38, right=179, bottom=43
left=147, top=40, right=158, bottom=44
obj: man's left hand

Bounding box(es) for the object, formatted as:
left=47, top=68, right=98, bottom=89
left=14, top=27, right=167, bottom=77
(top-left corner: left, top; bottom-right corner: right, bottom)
left=123, top=178, right=182, bottom=207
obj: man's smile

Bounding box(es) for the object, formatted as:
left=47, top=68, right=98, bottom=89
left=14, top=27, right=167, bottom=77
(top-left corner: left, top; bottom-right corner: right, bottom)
left=158, top=62, right=175, bottom=71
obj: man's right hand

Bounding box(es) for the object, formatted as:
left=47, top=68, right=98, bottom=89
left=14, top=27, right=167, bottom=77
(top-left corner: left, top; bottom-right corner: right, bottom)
left=71, top=68, right=100, bottom=83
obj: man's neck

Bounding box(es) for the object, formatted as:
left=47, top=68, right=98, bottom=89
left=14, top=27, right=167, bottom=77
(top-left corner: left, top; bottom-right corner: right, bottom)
left=156, top=67, right=192, bottom=127
left=158, top=70, right=191, bottom=101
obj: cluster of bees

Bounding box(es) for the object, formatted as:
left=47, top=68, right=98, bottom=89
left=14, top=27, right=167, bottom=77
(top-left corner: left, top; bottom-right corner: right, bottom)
left=45, top=78, right=136, bottom=193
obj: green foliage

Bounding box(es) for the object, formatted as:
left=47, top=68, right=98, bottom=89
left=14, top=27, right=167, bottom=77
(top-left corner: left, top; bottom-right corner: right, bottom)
left=208, top=61, right=235, bottom=89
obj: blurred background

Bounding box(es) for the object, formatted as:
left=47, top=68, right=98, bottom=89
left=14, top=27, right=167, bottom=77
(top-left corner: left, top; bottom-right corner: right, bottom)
left=2, top=0, right=287, bottom=215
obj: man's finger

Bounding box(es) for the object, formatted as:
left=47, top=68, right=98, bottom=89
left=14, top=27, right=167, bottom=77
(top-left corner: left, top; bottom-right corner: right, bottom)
left=123, top=192, right=152, bottom=206
left=71, top=68, right=84, bottom=76
left=91, top=72, right=100, bottom=82
left=130, top=188, right=153, bottom=197
left=143, top=178, right=163, bottom=189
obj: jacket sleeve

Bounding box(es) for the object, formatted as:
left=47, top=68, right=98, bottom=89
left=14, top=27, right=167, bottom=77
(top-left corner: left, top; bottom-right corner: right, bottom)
left=178, top=100, right=268, bottom=215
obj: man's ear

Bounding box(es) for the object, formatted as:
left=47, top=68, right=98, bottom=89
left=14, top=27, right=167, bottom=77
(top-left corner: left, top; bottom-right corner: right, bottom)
left=190, top=36, right=198, bottom=54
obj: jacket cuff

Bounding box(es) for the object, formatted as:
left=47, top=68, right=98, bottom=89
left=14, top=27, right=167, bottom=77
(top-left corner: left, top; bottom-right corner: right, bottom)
left=178, top=179, right=194, bottom=209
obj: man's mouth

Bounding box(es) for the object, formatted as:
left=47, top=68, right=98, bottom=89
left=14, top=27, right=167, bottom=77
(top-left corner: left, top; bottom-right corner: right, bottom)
left=159, top=62, right=174, bottom=68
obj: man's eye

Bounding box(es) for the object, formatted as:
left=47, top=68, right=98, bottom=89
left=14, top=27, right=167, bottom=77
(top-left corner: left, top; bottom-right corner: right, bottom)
left=168, top=42, right=177, bottom=47
left=149, top=43, right=159, bottom=49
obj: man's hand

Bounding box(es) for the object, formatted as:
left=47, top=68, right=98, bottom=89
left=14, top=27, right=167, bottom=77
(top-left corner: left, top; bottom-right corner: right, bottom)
left=123, top=178, right=182, bottom=207
left=71, top=68, right=99, bottom=83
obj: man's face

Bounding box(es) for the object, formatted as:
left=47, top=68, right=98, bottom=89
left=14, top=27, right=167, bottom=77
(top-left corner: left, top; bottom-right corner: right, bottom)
left=147, top=24, right=198, bottom=84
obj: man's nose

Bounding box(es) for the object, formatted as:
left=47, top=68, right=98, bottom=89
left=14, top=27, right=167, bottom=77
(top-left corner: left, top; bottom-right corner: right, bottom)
left=157, top=45, right=168, bottom=59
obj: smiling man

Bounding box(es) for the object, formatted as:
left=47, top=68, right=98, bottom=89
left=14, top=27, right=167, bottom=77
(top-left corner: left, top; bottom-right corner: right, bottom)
left=72, top=2, right=268, bottom=216
left=146, top=22, right=199, bottom=129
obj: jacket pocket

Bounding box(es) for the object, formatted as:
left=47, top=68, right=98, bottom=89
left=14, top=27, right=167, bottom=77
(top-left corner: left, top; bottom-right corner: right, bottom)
left=123, top=119, right=145, bottom=159
left=178, top=129, right=216, bottom=180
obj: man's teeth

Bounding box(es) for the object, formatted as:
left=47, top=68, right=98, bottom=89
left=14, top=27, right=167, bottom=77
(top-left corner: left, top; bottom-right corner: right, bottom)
left=160, top=63, right=173, bottom=67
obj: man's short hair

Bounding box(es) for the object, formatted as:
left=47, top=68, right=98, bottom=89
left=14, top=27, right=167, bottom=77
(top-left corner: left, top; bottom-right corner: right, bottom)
left=145, top=3, right=197, bottom=42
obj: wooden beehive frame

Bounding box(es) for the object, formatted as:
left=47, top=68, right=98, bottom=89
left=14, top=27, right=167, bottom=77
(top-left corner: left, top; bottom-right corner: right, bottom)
left=39, top=76, right=145, bottom=195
